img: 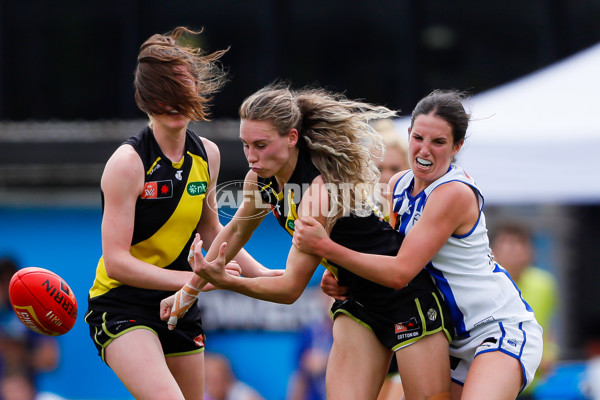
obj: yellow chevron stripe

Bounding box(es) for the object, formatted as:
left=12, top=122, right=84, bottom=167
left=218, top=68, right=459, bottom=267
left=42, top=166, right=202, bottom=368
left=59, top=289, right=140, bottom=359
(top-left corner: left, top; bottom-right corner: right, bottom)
left=89, top=153, right=209, bottom=298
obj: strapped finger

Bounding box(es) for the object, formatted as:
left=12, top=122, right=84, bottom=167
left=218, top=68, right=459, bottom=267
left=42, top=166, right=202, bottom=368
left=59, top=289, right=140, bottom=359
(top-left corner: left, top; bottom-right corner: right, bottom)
left=167, top=315, right=179, bottom=328
left=168, top=284, right=200, bottom=328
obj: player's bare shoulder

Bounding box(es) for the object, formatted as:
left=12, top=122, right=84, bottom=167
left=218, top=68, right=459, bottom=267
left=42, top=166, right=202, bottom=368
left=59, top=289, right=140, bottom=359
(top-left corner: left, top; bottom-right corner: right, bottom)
left=104, top=144, right=141, bottom=174
left=388, top=169, right=411, bottom=189
left=431, top=179, right=477, bottom=205
left=200, top=136, right=221, bottom=181
left=101, top=144, right=144, bottom=193
left=199, top=136, right=220, bottom=157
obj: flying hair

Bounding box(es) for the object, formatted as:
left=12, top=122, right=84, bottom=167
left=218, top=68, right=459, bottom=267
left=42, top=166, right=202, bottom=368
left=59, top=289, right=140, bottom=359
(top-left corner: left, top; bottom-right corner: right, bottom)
left=240, top=83, right=398, bottom=228
left=134, top=26, right=228, bottom=121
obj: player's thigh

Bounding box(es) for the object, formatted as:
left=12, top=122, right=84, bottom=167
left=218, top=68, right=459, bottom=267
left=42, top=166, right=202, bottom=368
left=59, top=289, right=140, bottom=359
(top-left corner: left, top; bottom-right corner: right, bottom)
left=105, top=328, right=184, bottom=400
left=166, top=351, right=205, bottom=400
left=461, top=351, right=522, bottom=400
left=395, top=331, right=450, bottom=400
left=327, top=315, right=391, bottom=400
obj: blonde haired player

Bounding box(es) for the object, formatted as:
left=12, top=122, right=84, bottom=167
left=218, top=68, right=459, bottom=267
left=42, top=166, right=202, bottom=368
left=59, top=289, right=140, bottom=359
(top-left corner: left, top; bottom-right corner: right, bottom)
left=164, top=83, right=455, bottom=400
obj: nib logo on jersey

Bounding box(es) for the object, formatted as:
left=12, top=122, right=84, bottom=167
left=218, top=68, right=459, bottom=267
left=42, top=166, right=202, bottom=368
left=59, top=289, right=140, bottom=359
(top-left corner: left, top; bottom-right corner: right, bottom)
left=141, top=180, right=173, bottom=199
left=394, top=317, right=421, bottom=340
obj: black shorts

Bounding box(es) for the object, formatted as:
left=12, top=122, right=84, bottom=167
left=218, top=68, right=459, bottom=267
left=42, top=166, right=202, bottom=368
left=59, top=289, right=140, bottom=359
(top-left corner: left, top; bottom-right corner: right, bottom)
left=331, top=290, right=453, bottom=351
left=85, top=306, right=205, bottom=363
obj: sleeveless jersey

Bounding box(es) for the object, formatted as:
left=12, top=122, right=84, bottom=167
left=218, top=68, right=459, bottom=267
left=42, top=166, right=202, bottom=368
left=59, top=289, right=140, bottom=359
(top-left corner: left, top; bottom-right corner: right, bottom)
left=391, top=164, right=536, bottom=337
left=88, top=126, right=210, bottom=314
left=257, top=150, right=436, bottom=309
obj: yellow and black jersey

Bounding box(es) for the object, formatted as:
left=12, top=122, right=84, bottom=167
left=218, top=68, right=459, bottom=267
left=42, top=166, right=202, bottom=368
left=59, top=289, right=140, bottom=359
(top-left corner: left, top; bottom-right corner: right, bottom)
left=88, top=126, right=210, bottom=315
left=257, top=150, right=436, bottom=310
left=257, top=149, right=320, bottom=236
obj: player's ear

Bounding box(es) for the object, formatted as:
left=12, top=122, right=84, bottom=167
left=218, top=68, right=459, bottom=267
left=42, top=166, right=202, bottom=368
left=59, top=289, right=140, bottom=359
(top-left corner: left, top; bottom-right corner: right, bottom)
left=287, top=129, right=299, bottom=147
left=452, top=139, right=464, bottom=156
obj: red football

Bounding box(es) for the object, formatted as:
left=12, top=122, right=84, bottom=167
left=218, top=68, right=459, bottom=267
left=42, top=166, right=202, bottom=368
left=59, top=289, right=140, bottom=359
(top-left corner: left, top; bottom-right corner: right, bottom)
left=8, top=267, right=78, bottom=336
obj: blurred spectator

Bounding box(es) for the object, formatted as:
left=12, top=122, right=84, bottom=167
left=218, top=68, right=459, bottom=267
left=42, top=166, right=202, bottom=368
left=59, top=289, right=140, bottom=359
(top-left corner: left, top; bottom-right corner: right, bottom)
left=371, top=119, right=409, bottom=226
left=0, top=257, right=62, bottom=400
left=1, top=370, right=37, bottom=400
left=204, top=352, right=265, bottom=400
left=372, top=118, right=409, bottom=187
left=286, top=289, right=333, bottom=400
left=490, top=223, right=559, bottom=399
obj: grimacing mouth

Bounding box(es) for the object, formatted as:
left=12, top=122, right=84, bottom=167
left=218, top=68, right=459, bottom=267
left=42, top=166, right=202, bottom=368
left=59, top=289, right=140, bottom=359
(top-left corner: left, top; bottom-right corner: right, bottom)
left=416, top=157, right=432, bottom=167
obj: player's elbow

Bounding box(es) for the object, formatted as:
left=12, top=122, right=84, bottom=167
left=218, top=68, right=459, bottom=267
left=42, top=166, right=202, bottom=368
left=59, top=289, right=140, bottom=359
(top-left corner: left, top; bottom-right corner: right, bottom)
left=103, top=259, right=118, bottom=280
left=279, top=292, right=301, bottom=305
left=104, top=266, right=121, bottom=281
left=278, top=286, right=304, bottom=304
left=387, top=274, right=411, bottom=290
left=103, top=254, right=125, bottom=281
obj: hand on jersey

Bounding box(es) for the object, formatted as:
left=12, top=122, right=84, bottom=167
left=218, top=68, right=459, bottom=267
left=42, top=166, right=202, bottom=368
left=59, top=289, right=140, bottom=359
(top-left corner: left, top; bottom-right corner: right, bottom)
left=320, top=269, right=348, bottom=301
left=292, top=216, right=329, bottom=257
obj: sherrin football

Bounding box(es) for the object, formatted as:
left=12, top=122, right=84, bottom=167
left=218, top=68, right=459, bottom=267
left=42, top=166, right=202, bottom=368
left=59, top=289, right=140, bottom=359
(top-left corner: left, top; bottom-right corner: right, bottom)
left=9, top=267, right=78, bottom=336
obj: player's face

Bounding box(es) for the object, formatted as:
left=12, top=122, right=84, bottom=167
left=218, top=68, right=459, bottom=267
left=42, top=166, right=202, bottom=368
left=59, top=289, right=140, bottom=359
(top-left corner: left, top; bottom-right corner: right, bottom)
left=173, top=64, right=197, bottom=91
left=149, top=65, right=196, bottom=132
left=408, top=113, right=462, bottom=186
left=151, top=105, right=191, bottom=132
left=240, top=119, right=297, bottom=178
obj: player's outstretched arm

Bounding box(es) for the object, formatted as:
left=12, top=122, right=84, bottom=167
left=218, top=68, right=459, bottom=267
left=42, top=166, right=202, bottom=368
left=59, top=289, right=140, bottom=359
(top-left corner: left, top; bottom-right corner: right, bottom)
left=160, top=235, right=243, bottom=330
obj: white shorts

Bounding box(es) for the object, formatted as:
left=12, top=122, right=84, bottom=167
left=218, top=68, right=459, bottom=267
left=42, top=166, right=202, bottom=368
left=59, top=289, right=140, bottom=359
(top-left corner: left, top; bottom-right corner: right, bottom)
left=449, top=319, right=543, bottom=392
